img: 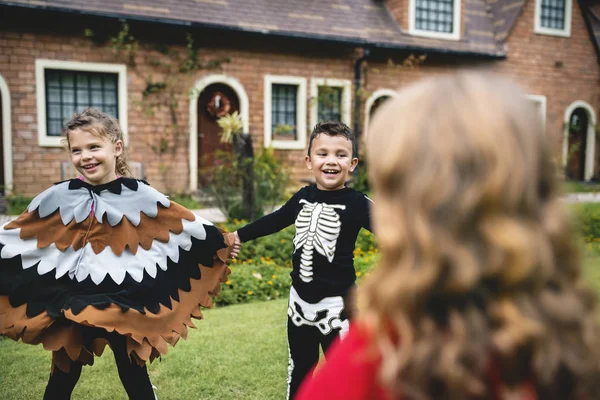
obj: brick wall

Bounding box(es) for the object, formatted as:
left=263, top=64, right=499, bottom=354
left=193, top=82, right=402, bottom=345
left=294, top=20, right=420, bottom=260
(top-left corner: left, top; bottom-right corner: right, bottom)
left=0, top=2, right=598, bottom=197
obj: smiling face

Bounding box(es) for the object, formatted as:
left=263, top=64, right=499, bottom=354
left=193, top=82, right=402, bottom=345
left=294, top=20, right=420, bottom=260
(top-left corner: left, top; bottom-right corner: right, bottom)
left=68, top=128, right=123, bottom=185
left=305, top=133, right=358, bottom=191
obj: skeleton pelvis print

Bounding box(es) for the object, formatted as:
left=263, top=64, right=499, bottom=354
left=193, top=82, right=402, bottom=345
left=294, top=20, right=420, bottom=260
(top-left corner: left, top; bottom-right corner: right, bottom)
left=287, top=287, right=349, bottom=336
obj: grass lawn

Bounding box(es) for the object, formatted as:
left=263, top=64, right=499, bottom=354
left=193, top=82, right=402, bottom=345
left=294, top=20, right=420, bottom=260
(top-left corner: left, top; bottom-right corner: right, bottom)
left=0, top=253, right=598, bottom=400
left=0, top=299, right=289, bottom=400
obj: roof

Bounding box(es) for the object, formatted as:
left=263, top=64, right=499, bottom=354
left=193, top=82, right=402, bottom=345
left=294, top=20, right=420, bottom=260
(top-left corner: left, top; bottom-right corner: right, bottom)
left=0, top=0, right=523, bottom=58
left=580, top=0, right=600, bottom=61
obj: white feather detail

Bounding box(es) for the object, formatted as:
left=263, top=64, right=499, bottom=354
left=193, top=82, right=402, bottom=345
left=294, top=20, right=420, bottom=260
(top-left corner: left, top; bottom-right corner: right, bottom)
left=0, top=219, right=210, bottom=285
left=27, top=181, right=172, bottom=227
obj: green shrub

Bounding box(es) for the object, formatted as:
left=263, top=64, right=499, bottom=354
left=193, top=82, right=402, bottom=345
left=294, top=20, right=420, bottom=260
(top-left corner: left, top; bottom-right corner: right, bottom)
left=7, top=194, right=33, bottom=215
left=569, top=203, right=600, bottom=253
left=562, top=181, right=600, bottom=194
left=168, top=193, right=202, bottom=209
left=216, top=261, right=292, bottom=306
left=207, top=147, right=290, bottom=221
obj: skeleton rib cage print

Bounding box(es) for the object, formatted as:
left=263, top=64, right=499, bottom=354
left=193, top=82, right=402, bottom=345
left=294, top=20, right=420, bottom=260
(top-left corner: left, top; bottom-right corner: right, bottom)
left=293, top=199, right=346, bottom=283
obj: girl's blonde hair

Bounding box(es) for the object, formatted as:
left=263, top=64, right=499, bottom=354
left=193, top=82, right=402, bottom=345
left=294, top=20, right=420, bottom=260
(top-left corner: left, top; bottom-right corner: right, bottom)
left=363, top=72, right=600, bottom=399
left=63, top=108, right=132, bottom=177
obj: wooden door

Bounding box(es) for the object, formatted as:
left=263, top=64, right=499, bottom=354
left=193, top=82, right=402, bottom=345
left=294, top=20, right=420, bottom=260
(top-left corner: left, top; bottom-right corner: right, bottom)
left=566, top=108, right=588, bottom=181
left=197, top=83, right=240, bottom=187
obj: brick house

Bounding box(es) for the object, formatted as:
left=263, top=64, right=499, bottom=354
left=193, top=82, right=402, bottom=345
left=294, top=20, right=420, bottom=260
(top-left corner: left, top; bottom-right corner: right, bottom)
left=0, top=0, right=598, bottom=196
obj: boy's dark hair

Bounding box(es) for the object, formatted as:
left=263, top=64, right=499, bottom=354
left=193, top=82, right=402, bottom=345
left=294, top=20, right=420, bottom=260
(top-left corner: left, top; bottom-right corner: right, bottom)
left=307, top=121, right=356, bottom=156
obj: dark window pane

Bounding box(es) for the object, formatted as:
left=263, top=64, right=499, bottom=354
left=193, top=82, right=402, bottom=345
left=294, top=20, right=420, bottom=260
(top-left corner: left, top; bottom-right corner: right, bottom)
left=540, top=0, right=565, bottom=30
left=44, top=69, right=119, bottom=136
left=317, top=86, right=342, bottom=122
left=271, top=84, right=297, bottom=139
left=415, top=0, right=454, bottom=33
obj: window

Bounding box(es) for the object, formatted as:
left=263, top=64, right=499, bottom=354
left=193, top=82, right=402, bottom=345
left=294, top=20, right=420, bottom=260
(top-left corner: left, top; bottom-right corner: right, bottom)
left=534, top=0, right=572, bottom=37
left=409, top=0, right=461, bottom=40
left=272, top=84, right=298, bottom=140
left=264, top=75, right=307, bottom=150
left=309, top=78, right=351, bottom=131
left=36, top=60, right=127, bottom=147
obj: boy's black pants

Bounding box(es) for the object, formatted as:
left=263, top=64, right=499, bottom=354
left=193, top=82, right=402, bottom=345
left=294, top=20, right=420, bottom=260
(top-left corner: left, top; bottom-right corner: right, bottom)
left=286, top=286, right=352, bottom=400
left=43, top=331, right=155, bottom=400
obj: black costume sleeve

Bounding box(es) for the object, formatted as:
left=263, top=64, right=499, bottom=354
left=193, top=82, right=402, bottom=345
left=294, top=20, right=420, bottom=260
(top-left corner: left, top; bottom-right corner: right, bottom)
left=361, top=194, right=373, bottom=233
left=237, top=189, right=302, bottom=242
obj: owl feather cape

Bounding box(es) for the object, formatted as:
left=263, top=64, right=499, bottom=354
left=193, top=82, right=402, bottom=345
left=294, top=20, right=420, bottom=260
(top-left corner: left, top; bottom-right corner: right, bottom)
left=0, top=178, right=232, bottom=372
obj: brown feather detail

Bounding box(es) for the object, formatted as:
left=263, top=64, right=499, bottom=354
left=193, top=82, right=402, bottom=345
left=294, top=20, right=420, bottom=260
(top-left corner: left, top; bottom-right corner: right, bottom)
left=5, top=210, right=88, bottom=251
left=0, top=223, right=233, bottom=372
left=64, top=261, right=230, bottom=353
left=84, top=201, right=196, bottom=256
left=3, top=202, right=198, bottom=256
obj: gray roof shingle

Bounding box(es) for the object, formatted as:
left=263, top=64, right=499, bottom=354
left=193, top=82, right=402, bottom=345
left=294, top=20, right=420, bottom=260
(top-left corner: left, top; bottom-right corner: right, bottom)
left=0, top=0, right=529, bottom=57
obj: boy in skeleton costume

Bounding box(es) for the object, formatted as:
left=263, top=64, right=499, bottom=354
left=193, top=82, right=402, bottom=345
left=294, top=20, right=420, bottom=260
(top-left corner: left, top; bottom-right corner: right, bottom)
left=232, top=121, right=372, bottom=399
left=0, top=109, right=233, bottom=399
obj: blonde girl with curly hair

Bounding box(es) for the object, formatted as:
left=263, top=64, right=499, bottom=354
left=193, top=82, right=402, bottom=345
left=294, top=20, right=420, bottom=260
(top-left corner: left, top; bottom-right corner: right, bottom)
left=297, top=72, right=600, bottom=400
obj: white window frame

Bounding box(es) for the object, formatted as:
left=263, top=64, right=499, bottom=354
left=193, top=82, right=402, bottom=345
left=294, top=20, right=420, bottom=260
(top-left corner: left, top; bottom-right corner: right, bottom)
left=0, top=74, right=13, bottom=194
left=534, top=0, right=572, bottom=37
left=309, top=78, right=352, bottom=130
left=263, top=75, right=307, bottom=150
left=525, top=94, right=547, bottom=133
left=36, top=59, right=128, bottom=147
left=409, top=0, right=461, bottom=40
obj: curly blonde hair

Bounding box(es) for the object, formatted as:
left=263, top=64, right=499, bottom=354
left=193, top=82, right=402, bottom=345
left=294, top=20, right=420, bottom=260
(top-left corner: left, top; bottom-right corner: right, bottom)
left=362, top=72, right=600, bottom=399
left=63, top=108, right=132, bottom=178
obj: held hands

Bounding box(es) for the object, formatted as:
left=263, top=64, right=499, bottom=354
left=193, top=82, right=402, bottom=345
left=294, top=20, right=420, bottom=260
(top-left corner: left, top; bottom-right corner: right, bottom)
left=229, top=231, right=242, bottom=259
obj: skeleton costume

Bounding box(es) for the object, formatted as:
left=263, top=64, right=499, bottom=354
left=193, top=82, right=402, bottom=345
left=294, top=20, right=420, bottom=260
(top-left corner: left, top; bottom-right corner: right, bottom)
left=237, top=184, right=372, bottom=399
left=0, top=178, right=232, bottom=399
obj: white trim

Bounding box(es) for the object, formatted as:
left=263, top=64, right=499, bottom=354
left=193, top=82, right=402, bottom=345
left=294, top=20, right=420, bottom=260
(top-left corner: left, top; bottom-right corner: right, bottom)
left=409, top=0, right=461, bottom=40
left=309, top=78, right=352, bottom=130
left=363, top=89, right=398, bottom=138
left=0, top=74, right=13, bottom=194
left=525, top=94, right=547, bottom=133
left=534, top=0, right=572, bottom=37
left=562, top=101, right=597, bottom=181
left=188, top=74, right=250, bottom=191
left=35, top=59, right=128, bottom=147
left=263, top=75, right=307, bottom=150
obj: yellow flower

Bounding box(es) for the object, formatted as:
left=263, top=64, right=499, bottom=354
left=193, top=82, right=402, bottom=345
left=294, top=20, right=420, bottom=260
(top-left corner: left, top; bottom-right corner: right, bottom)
left=232, top=258, right=238, bottom=264
left=281, top=239, right=286, bottom=243
left=272, top=274, right=277, bottom=279
left=356, top=271, right=363, bottom=277
left=248, top=291, right=253, bottom=295
left=226, top=280, right=231, bottom=285
left=268, top=280, right=273, bottom=285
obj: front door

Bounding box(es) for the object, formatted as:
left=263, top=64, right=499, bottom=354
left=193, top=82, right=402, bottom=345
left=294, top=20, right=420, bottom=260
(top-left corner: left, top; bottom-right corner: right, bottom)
left=197, top=83, right=240, bottom=187
left=566, top=108, right=588, bottom=181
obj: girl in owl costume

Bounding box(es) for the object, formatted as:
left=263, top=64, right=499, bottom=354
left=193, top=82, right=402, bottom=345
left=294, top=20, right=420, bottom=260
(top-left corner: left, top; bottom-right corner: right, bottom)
left=0, top=109, right=233, bottom=399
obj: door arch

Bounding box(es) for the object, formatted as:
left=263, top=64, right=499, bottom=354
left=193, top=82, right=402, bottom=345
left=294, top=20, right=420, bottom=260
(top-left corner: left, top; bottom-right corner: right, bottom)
left=363, top=89, right=397, bottom=139
left=563, top=101, right=596, bottom=181
left=189, top=75, right=249, bottom=191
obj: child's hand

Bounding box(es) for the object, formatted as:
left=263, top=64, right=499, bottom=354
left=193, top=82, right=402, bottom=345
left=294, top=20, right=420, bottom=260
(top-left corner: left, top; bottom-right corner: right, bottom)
left=230, top=231, right=242, bottom=259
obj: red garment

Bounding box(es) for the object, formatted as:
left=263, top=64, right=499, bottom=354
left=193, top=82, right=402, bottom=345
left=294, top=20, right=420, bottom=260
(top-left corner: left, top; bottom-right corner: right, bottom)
left=296, top=325, right=393, bottom=400
left=297, top=325, right=537, bottom=400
